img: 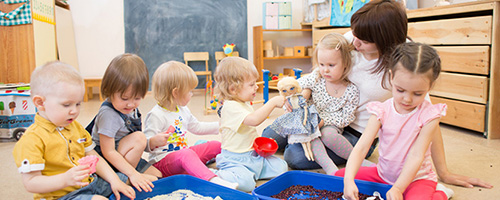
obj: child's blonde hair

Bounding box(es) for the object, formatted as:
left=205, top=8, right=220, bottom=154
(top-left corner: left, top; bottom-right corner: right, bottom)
left=277, top=77, right=302, bottom=96
left=312, top=33, right=354, bottom=83
left=214, top=57, right=259, bottom=101
left=101, top=53, right=149, bottom=100
left=30, top=61, right=83, bottom=97
left=152, top=61, right=198, bottom=108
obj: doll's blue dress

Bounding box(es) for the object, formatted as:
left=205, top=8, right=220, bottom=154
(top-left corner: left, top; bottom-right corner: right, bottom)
left=269, top=95, right=321, bottom=143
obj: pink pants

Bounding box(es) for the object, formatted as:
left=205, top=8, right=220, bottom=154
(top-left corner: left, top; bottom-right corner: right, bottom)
left=335, top=167, right=447, bottom=200
left=153, top=140, right=221, bottom=181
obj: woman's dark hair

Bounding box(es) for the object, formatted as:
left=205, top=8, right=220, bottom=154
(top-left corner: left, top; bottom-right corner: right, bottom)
left=351, top=0, right=408, bottom=88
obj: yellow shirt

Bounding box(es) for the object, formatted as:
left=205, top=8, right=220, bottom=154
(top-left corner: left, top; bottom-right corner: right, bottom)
left=219, top=100, right=258, bottom=153
left=12, top=114, right=96, bottom=200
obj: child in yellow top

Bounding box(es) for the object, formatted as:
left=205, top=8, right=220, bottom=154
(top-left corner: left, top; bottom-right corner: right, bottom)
left=12, top=61, right=135, bottom=200
left=213, top=57, right=288, bottom=192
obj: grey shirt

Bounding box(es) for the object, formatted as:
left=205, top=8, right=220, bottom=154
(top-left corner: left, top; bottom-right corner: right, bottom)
left=91, top=103, right=140, bottom=146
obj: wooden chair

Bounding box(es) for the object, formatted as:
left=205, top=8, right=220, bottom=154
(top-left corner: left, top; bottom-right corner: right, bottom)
left=215, top=51, right=239, bottom=65
left=184, top=52, right=214, bottom=114
left=83, top=77, right=103, bottom=102
left=184, top=52, right=211, bottom=82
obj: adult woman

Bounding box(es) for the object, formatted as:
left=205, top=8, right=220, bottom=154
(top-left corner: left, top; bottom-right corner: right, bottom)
left=262, top=0, right=492, bottom=189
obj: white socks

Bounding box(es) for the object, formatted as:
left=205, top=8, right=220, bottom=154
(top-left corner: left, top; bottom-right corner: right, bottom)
left=210, top=176, right=239, bottom=189
left=436, top=183, right=454, bottom=199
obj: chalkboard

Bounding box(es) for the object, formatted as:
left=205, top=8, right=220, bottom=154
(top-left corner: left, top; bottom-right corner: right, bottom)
left=124, top=0, right=248, bottom=88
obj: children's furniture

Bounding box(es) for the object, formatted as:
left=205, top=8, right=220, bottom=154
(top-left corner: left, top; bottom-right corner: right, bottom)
left=311, top=0, right=500, bottom=139
left=83, top=78, right=103, bottom=102
left=0, top=0, right=57, bottom=84
left=253, top=25, right=312, bottom=93
left=183, top=52, right=212, bottom=82
left=184, top=52, right=213, bottom=114
left=215, top=51, right=239, bottom=65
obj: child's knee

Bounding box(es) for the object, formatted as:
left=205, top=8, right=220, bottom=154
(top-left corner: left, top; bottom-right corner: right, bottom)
left=236, top=175, right=256, bottom=192
left=129, top=131, right=147, bottom=147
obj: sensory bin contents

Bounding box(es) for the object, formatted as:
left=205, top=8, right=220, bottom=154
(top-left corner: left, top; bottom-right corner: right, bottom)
left=146, top=189, right=222, bottom=200
left=271, top=185, right=382, bottom=200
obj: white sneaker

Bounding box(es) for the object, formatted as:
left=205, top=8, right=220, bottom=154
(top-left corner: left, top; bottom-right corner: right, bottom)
left=436, top=183, right=454, bottom=199
left=210, top=176, right=239, bottom=189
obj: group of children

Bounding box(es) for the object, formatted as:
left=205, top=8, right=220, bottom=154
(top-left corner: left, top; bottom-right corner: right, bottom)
left=9, top=4, right=486, bottom=198
left=13, top=38, right=456, bottom=200
left=12, top=49, right=292, bottom=199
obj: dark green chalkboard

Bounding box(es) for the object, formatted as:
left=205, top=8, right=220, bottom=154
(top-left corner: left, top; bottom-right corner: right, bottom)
left=125, top=0, right=248, bottom=88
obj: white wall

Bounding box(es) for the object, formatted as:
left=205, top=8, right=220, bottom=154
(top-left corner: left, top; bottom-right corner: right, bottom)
left=68, top=0, right=124, bottom=78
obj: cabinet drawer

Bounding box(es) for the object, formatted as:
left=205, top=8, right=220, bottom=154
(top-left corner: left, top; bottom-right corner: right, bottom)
left=430, top=72, right=488, bottom=104
left=408, top=16, right=491, bottom=45
left=434, top=46, right=490, bottom=75
left=430, top=96, right=485, bottom=132
left=312, top=28, right=350, bottom=48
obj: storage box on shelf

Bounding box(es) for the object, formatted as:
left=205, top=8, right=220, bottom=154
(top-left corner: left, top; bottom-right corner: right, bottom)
left=310, top=0, right=500, bottom=139
left=253, top=25, right=312, bottom=92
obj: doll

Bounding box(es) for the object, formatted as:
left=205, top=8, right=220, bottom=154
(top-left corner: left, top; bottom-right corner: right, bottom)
left=269, top=77, right=321, bottom=161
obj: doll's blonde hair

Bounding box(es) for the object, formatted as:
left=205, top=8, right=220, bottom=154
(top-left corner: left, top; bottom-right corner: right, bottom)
left=312, top=33, right=354, bottom=83
left=30, top=61, right=83, bottom=97
left=277, top=77, right=302, bottom=96
left=214, top=57, right=259, bottom=101
left=152, top=61, right=198, bottom=108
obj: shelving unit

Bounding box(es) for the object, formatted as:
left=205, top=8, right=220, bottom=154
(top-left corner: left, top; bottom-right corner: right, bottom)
left=253, top=25, right=312, bottom=91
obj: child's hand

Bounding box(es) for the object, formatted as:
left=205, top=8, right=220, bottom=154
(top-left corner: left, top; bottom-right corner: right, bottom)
left=64, top=165, right=91, bottom=187
left=343, top=181, right=359, bottom=200
left=129, top=172, right=155, bottom=192
left=268, top=96, right=286, bottom=108
left=386, top=187, right=403, bottom=200
left=150, top=134, right=170, bottom=149
left=110, top=180, right=136, bottom=200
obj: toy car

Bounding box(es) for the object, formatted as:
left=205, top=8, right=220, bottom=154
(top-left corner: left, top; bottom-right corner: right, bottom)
left=0, top=87, right=35, bottom=141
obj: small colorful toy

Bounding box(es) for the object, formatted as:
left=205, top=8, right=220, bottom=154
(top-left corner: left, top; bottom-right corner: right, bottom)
left=223, top=43, right=236, bottom=57
left=209, top=98, right=218, bottom=110
left=78, top=155, right=99, bottom=174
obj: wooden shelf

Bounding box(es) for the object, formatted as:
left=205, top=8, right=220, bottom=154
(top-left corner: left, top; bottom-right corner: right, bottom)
left=264, top=56, right=311, bottom=60
left=253, top=25, right=313, bottom=93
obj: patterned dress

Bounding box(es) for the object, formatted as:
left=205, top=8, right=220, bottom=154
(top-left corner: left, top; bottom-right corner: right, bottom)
left=269, top=95, right=321, bottom=143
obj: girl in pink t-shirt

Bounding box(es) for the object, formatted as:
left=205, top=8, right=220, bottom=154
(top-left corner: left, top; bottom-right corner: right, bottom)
left=336, top=43, right=452, bottom=200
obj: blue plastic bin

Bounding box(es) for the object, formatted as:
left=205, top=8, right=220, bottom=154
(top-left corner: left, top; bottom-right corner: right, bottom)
left=252, top=171, right=392, bottom=200
left=110, top=174, right=257, bottom=200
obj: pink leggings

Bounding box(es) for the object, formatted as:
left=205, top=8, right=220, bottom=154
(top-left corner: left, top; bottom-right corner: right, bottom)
left=335, top=167, right=447, bottom=200
left=153, top=140, right=221, bottom=181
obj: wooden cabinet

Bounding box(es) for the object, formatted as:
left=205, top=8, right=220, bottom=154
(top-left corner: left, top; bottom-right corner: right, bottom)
left=0, top=0, right=57, bottom=84
left=253, top=25, right=312, bottom=85
left=311, top=0, right=500, bottom=139
left=407, top=0, right=500, bottom=139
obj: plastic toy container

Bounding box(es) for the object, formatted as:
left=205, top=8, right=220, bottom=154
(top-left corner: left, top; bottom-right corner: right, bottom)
left=252, top=171, right=392, bottom=200
left=253, top=137, right=278, bottom=157
left=110, top=174, right=257, bottom=200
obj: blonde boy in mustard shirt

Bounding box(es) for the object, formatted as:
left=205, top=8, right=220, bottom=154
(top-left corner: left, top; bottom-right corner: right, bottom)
left=13, top=62, right=135, bottom=200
